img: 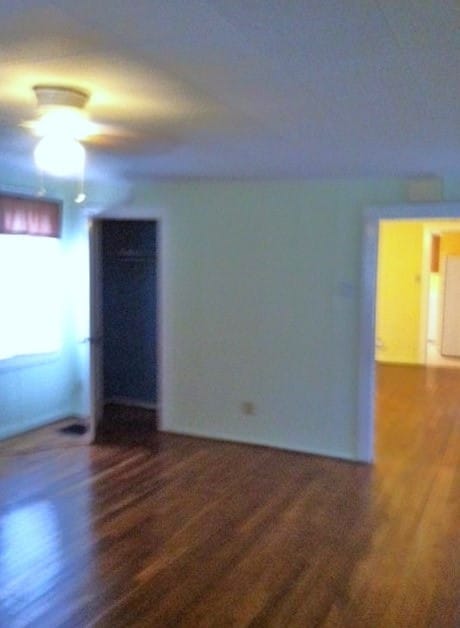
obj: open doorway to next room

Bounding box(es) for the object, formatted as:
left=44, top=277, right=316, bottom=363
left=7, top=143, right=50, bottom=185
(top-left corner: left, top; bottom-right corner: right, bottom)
left=374, top=219, right=460, bottom=462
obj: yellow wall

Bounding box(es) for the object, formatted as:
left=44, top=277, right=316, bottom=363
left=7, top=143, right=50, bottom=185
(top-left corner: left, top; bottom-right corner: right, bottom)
left=439, top=231, right=460, bottom=259
left=375, top=221, right=424, bottom=364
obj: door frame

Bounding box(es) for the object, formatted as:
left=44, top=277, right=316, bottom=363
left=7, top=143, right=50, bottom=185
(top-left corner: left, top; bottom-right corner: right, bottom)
left=88, top=218, right=103, bottom=442
left=89, top=209, right=167, bottom=439
left=357, top=202, right=460, bottom=463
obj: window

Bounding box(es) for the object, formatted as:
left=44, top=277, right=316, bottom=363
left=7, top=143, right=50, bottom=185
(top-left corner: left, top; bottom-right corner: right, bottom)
left=0, top=195, right=62, bottom=362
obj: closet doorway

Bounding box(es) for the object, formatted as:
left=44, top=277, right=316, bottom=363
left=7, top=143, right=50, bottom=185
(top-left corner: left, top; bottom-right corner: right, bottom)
left=90, top=219, right=159, bottom=441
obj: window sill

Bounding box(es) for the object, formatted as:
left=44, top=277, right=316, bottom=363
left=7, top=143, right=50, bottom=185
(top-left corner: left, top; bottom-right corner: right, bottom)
left=0, top=351, right=61, bottom=373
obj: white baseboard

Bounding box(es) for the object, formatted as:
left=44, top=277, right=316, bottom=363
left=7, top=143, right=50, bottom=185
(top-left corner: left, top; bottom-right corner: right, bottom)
left=159, top=427, right=359, bottom=463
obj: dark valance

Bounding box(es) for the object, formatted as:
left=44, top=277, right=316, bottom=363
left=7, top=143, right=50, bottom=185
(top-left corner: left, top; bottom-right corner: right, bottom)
left=0, top=194, right=61, bottom=237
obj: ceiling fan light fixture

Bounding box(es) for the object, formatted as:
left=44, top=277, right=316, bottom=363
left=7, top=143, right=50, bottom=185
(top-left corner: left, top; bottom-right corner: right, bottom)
left=33, top=85, right=89, bottom=110
left=34, top=135, right=85, bottom=178
left=29, top=85, right=90, bottom=182
left=33, top=107, right=95, bottom=140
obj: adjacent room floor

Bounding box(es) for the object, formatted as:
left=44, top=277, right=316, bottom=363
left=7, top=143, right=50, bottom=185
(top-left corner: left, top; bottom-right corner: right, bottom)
left=0, top=364, right=458, bottom=627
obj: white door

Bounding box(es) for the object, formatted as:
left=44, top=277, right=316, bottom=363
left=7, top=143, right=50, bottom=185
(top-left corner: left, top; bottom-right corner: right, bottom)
left=441, top=256, right=460, bottom=356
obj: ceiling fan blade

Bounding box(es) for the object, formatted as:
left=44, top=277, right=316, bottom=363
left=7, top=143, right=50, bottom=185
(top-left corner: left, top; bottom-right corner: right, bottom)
left=84, top=124, right=180, bottom=154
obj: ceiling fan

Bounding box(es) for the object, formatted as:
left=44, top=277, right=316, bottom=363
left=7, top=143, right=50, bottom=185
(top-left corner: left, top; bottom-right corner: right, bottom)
left=20, top=84, right=141, bottom=202
left=27, top=85, right=95, bottom=138
left=22, top=85, right=118, bottom=177
left=21, top=83, right=181, bottom=189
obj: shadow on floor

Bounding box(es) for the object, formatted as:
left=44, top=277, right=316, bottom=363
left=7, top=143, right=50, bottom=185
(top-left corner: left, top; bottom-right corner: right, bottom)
left=96, top=403, right=158, bottom=447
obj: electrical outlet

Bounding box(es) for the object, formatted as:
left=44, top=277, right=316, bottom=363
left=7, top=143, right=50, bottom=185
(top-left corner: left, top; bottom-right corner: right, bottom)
left=241, top=401, right=255, bottom=416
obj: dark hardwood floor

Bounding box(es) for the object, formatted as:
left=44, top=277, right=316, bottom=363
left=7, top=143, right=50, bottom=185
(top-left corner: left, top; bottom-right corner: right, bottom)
left=0, top=364, right=458, bottom=627
left=0, top=417, right=89, bottom=456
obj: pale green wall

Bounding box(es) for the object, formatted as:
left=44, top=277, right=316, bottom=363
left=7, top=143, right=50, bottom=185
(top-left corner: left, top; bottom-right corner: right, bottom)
left=125, top=178, right=410, bottom=460
left=4, top=172, right=458, bottom=457
left=0, top=171, right=86, bottom=440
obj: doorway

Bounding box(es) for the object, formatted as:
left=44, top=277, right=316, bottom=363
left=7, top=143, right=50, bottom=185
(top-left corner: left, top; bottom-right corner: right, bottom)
left=375, top=219, right=460, bottom=369
left=90, top=219, right=160, bottom=440
left=358, top=203, right=460, bottom=462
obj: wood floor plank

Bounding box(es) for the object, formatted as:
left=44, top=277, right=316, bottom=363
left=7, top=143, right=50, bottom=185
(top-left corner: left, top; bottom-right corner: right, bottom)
left=0, top=364, right=458, bottom=627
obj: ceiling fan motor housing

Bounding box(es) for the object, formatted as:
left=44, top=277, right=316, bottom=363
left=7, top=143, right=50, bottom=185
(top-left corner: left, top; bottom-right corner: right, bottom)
left=33, top=85, right=90, bottom=110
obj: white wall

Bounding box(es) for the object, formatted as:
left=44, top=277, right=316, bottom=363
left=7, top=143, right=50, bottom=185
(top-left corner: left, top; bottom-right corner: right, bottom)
left=97, top=178, right=415, bottom=460
left=27, top=172, right=459, bottom=460
left=86, top=176, right=460, bottom=460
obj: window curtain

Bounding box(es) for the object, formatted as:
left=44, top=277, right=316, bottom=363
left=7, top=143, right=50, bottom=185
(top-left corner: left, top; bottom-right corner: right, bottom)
left=0, top=195, right=61, bottom=238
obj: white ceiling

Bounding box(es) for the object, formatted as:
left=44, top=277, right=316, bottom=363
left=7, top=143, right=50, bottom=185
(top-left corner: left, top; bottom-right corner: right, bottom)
left=0, top=0, right=460, bottom=183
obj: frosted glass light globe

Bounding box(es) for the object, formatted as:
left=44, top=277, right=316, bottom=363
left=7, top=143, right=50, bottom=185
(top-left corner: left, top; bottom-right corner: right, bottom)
left=34, top=135, right=85, bottom=178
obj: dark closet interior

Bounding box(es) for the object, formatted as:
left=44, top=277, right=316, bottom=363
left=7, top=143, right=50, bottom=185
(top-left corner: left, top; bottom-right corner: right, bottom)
left=100, top=220, right=158, bottom=430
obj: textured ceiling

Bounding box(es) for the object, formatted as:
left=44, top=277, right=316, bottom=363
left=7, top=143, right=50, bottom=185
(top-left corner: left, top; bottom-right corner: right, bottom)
left=0, top=0, right=459, bottom=182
